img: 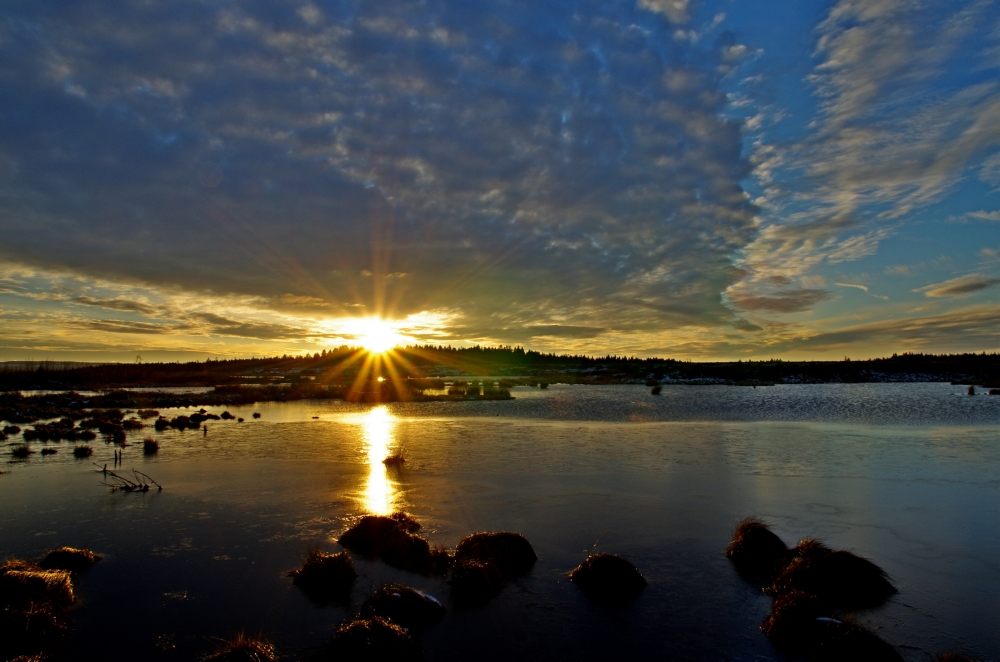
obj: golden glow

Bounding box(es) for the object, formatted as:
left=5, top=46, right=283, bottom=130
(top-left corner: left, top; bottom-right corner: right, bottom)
left=355, top=406, right=401, bottom=515
left=341, top=317, right=406, bottom=354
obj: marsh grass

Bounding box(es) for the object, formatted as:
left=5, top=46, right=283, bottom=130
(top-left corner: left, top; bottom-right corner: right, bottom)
left=321, top=616, right=421, bottom=659
left=569, top=553, right=646, bottom=604
left=339, top=515, right=446, bottom=575
left=358, top=583, right=445, bottom=632
left=725, top=517, right=792, bottom=584
left=204, top=632, right=277, bottom=662
left=288, top=549, right=357, bottom=603
left=39, top=548, right=102, bottom=574
left=454, top=532, right=536, bottom=579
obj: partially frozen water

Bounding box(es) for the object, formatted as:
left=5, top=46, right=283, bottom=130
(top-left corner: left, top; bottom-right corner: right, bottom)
left=2, top=383, right=998, bottom=660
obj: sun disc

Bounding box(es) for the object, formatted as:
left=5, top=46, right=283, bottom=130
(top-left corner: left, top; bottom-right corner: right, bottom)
left=349, top=318, right=403, bottom=353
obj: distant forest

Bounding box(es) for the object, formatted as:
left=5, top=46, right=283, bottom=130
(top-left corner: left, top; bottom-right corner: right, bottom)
left=2, top=346, right=1000, bottom=390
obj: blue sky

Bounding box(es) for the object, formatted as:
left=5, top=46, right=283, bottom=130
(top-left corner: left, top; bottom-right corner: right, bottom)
left=1, top=0, right=998, bottom=361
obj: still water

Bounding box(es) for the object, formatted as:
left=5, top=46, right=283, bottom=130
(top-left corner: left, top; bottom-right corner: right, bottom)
left=2, top=383, right=998, bottom=660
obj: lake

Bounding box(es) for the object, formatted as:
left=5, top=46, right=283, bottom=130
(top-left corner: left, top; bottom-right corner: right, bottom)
left=2, top=383, right=999, bottom=660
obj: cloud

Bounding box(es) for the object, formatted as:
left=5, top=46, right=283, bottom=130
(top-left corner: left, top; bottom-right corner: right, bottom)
left=71, top=296, right=158, bottom=315
left=964, top=210, right=1000, bottom=222
left=729, top=288, right=831, bottom=313
left=68, top=319, right=173, bottom=335
left=778, top=306, right=1000, bottom=353
left=187, top=313, right=313, bottom=340
left=0, top=0, right=759, bottom=348
left=637, top=0, right=692, bottom=24
left=916, top=274, right=1000, bottom=297
left=835, top=282, right=889, bottom=300
left=731, top=0, right=1000, bottom=307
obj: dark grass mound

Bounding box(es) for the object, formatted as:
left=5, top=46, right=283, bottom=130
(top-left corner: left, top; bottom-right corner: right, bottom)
left=358, top=583, right=445, bottom=632
left=770, top=551, right=896, bottom=609
left=72, top=446, right=93, bottom=458
left=762, top=591, right=901, bottom=660
left=569, top=553, right=647, bottom=604
left=11, top=444, right=33, bottom=458
left=288, top=550, right=357, bottom=603
left=455, top=532, right=536, bottom=579
left=726, top=518, right=792, bottom=584
left=383, top=454, right=406, bottom=467
left=794, top=538, right=833, bottom=558
left=0, top=559, right=74, bottom=658
left=449, top=559, right=506, bottom=607
left=39, top=548, right=102, bottom=574
left=143, top=438, right=159, bottom=454
left=321, top=616, right=421, bottom=660
left=40, top=448, right=57, bottom=456
left=205, top=632, right=277, bottom=662
left=338, top=516, right=447, bottom=575
left=389, top=511, right=422, bottom=533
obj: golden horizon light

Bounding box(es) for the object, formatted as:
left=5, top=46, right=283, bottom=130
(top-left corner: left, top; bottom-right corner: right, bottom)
left=338, top=317, right=408, bottom=354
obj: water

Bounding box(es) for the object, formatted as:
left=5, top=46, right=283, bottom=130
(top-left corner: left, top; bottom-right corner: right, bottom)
left=1, top=383, right=998, bottom=660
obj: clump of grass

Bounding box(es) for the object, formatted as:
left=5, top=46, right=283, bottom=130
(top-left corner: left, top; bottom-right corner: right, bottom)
left=143, top=438, right=159, bottom=454
left=0, top=558, right=75, bottom=658
left=321, top=616, right=421, bottom=659
left=137, top=409, right=159, bottom=419
left=358, top=583, right=446, bottom=632
left=725, top=517, right=792, bottom=584
left=338, top=515, right=444, bottom=575
left=72, top=446, right=93, bottom=458
left=455, top=531, right=536, bottom=578
left=288, top=550, right=357, bottom=603
left=388, top=511, right=421, bottom=532
left=11, top=444, right=33, bottom=458
left=768, top=549, right=896, bottom=609
left=449, top=558, right=505, bottom=607
left=3, top=425, right=21, bottom=435
left=382, top=452, right=405, bottom=468
left=40, top=448, right=58, bottom=456
left=569, top=553, right=647, bottom=604
left=204, top=632, right=277, bottom=662
left=651, top=385, right=662, bottom=395
left=252, top=412, right=261, bottom=419
left=39, top=548, right=102, bottom=574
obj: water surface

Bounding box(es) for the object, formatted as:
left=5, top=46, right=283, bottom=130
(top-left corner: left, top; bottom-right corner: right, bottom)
left=2, top=383, right=998, bottom=660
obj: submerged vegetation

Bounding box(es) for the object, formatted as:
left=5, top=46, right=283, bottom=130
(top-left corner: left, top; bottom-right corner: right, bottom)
left=204, top=632, right=277, bottom=662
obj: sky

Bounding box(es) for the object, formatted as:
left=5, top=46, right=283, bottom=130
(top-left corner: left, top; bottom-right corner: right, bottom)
left=1, top=0, right=999, bottom=362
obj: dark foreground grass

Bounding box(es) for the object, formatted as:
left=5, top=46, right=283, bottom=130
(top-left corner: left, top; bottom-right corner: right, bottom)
left=319, top=616, right=421, bottom=660
left=338, top=515, right=449, bottom=575
left=569, top=553, right=646, bottom=604
left=205, top=632, right=277, bottom=662
left=39, top=548, right=102, bottom=574
left=358, top=583, right=446, bottom=632
left=288, top=550, right=357, bottom=603
left=725, top=517, right=792, bottom=584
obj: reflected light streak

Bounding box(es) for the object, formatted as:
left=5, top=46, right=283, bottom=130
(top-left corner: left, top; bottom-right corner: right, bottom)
left=358, top=406, right=400, bottom=515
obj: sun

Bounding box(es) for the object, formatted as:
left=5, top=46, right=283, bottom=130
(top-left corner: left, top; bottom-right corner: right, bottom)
left=346, top=317, right=405, bottom=353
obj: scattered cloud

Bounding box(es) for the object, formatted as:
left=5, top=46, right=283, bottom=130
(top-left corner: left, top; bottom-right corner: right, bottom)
left=71, top=296, right=158, bottom=315
left=916, top=274, right=1000, bottom=297
left=637, top=0, right=692, bottom=24
left=729, top=288, right=831, bottom=313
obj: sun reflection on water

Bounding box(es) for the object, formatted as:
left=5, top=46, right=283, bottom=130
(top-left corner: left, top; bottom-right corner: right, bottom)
left=357, top=406, right=400, bottom=515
